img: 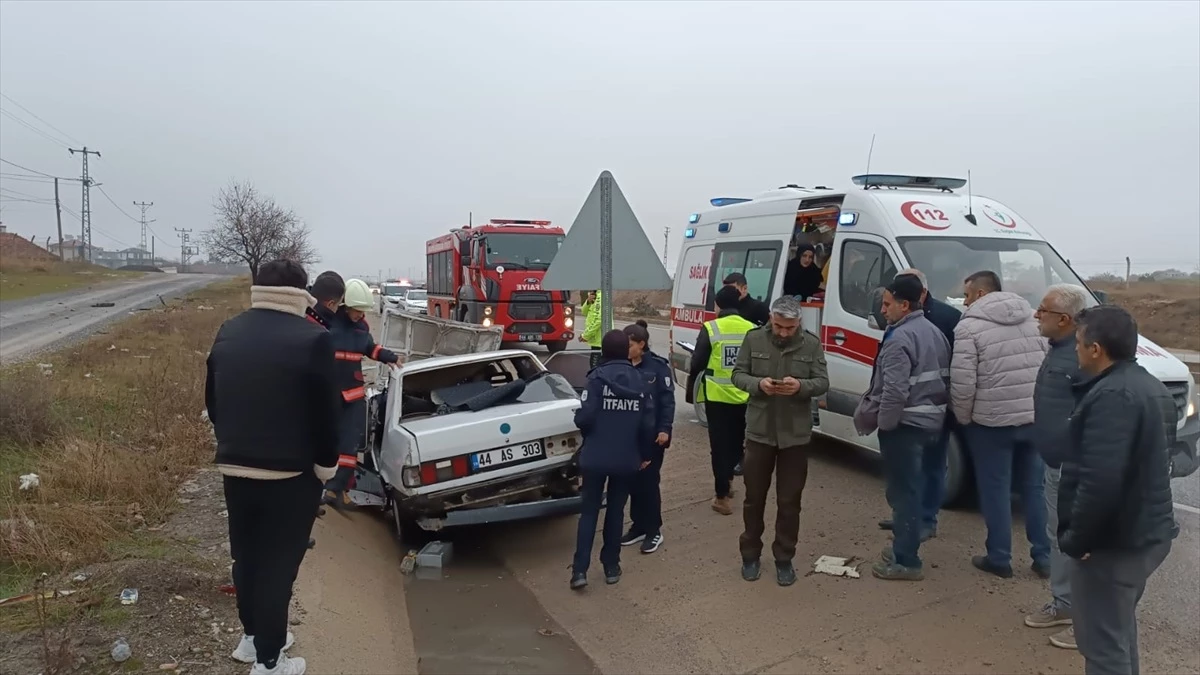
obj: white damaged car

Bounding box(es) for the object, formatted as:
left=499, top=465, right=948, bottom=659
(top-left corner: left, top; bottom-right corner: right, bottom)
left=351, top=309, right=589, bottom=539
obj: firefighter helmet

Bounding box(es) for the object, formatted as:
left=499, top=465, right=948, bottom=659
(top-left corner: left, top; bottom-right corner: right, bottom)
left=343, top=278, right=375, bottom=311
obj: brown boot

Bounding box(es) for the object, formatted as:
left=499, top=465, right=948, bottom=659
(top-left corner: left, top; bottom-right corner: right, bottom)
left=711, top=496, right=734, bottom=516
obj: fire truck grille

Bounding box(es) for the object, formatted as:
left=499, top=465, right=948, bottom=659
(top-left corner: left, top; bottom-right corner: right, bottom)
left=509, top=292, right=553, bottom=320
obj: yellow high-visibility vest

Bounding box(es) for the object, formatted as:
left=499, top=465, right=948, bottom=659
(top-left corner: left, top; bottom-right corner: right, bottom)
left=703, top=314, right=755, bottom=404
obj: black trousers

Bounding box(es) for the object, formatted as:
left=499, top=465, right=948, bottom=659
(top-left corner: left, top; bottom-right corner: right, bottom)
left=630, top=445, right=665, bottom=536
left=325, top=399, right=366, bottom=493
left=705, top=401, right=747, bottom=498
left=224, top=473, right=322, bottom=666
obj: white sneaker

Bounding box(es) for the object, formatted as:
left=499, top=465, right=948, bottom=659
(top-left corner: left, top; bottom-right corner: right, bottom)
left=250, top=655, right=306, bottom=675
left=231, top=633, right=296, bottom=664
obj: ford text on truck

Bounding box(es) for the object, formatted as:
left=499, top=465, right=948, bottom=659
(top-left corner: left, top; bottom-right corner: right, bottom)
left=425, top=219, right=575, bottom=353
left=669, top=174, right=1199, bottom=502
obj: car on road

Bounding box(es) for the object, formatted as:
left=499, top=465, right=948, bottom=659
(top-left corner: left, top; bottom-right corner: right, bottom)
left=398, top=288, right=428, bottom=314
left=378, top=282, right=410, bottom=313
left=353, top=310, right=585, bottom=540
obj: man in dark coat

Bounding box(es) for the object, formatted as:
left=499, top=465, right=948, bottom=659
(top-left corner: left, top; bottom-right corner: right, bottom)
left=723, top=272, right=771, bottom=326
left=1023, top=284, right=1089, bottom=649
left=1060, top=305, right=1178, bottom=675
left=207, top=259, right=340, bottom=675
left=873, top=269, right=961, bottom=539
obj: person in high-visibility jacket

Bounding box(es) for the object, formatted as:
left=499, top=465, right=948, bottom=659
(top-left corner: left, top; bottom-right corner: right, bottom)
left=688, top=285, right=755, bottom=516
left=578, top=290, right=604, bottom=349
left=321, top=278, right=401, bottom=508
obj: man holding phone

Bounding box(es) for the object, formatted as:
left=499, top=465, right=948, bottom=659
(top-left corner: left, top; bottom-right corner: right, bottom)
left=731, top=296, right=829, bottom=586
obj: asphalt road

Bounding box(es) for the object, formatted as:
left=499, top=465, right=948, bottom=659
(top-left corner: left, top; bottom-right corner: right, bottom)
left=0, top=273, right=224, bottom=364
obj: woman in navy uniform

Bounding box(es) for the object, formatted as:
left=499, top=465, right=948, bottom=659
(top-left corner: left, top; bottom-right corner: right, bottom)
left=571, top=330, right=656, bottom=590
left=620, top=320, right=676, bottom=554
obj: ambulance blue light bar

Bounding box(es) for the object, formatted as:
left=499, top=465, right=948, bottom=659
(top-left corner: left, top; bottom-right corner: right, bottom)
left=839, top=212, right=858, bottom=226
left=688, top=213, right=700, bottom=224
left=710, top=197, right=751, bottom=207
left=717, top=222, right=732, bottom=233
left=851, top=174, right=967, bottom=191
left=684, top=228, right=696, bottom=238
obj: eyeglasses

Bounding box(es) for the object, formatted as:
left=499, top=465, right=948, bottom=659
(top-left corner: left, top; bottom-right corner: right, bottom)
left=1035, top=307, right=1068, bottom=317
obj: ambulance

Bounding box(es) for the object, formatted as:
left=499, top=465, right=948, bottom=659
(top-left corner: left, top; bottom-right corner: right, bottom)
left=669, top=174, right=1199, bottom=503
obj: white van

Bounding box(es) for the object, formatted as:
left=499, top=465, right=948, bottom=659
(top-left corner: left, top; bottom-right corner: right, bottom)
left=668, top=174, right=1199, bottom=502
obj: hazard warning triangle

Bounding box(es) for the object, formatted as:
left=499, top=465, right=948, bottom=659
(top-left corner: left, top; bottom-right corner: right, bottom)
left=541, top=171, right=672, bottom=291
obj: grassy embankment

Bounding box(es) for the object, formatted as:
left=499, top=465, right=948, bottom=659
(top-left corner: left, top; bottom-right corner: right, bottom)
left=0, top=279, right=247, bottom=631
left=0, top=259, right=143, bottom=303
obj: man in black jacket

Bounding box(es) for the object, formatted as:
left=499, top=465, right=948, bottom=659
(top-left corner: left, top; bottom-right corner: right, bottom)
left=206, top=259, right=340, bottom=675
left=1023, top=284, right=1089, bottom=649
left=723, top=272, right=771, bottom=327
left=873, top=269, right=961, bottom=540
left=1060, top=305, right=1178, bottom=675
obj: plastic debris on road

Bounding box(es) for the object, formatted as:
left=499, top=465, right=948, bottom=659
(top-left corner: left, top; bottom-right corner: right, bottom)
left=812, top=555, right=864, bottom=579
left=119, top=588, right=139, bottom=605
left=399, top=550, right=418, bottom=575
left=111, top=638, right=132, bottom=663
left=18, top=473, right=40, bottom=491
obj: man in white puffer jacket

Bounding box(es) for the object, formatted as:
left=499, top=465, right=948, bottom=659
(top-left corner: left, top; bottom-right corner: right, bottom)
left=951, top=270, right=1051, bottom=580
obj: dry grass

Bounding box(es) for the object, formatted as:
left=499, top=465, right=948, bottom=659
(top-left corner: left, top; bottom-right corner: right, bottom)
left=1089, top=278, right=1200, bottom=352
left=0, top=279, right=249, bottom=582
left=0, top=257, right=141, bottom=302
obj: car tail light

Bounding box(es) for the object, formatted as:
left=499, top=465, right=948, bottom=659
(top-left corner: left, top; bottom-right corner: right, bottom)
left=417, top=456, right=473, bottom=485
left=402, top=467, right=422, bottom=487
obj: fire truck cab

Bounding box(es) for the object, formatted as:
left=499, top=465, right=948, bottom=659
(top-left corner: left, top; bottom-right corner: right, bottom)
left=426, top=219, right=575, bottom=353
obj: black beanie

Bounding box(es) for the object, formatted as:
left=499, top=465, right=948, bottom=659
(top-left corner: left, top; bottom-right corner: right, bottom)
left=601, top=329, right=630, bottom=360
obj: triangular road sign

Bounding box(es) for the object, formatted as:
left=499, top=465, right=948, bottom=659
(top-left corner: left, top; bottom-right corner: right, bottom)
left=541, top=171, right=673, bottom=291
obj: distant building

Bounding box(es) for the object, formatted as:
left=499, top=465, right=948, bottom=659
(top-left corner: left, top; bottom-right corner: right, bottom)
left=48, top=235, right=99, bottom=262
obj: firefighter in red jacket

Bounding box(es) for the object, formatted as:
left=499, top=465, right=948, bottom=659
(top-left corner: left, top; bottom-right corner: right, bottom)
left=321, top=278, right=402, bottom=507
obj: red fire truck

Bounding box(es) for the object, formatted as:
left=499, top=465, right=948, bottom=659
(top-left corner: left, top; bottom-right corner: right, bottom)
left=425, top=219, right=575, bottom=353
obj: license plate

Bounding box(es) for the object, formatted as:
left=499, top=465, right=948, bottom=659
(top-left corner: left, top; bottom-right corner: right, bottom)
left=518, top=333, right=541, bottom=342
left=470, top=441, right=545, bottom=472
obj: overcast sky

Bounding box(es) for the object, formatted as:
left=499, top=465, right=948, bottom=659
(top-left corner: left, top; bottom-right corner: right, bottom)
left=1, top=0, right=1198, bottom=279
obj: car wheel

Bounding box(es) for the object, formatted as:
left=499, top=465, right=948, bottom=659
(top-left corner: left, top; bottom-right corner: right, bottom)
left=692, top=377, right=708, bottom=427
left=943, top=431, right=970, bottom=506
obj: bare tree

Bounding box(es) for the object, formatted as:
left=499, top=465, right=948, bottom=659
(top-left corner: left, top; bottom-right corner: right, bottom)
left=200, top=180, right=319, bottom=281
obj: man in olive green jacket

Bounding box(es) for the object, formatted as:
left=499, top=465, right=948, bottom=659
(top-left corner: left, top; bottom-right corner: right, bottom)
left=731, top=296, right=829, bottom=586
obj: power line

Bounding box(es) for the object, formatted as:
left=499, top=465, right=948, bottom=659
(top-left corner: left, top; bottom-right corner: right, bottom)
left=95, top=185, right=139, bottom=223
left=0, top=108, right=71, bottom=149
left=0, top=92, right=85, bottom=146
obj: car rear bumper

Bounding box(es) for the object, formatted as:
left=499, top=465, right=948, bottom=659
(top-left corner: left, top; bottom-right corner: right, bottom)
left=399, top=462, right=580, bottom=526
left=416, top=494, right=582, bottom=530
left=1171, top=411, right=1199, bottom=477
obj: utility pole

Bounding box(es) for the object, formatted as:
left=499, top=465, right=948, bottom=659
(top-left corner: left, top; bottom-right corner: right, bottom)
left=662, top=226, right=670, bottom=267
left=68, top=146, right=101, bottom=262
left=133, top=201, right=155, bottom=252
left=54, top=177, right=64, bottom=261
left=151, top=235, right=155, bottom=263
left=175, top=228, right=194, bottom=270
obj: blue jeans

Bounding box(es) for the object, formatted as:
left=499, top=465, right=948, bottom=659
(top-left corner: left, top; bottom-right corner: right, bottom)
left=573, top=470, right=633, bottom=574
left=965, top=423, right=1051, bottom=569
left=879, top=425, right=939, bottom=569
left=919, top=423, right=952, bottom=532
